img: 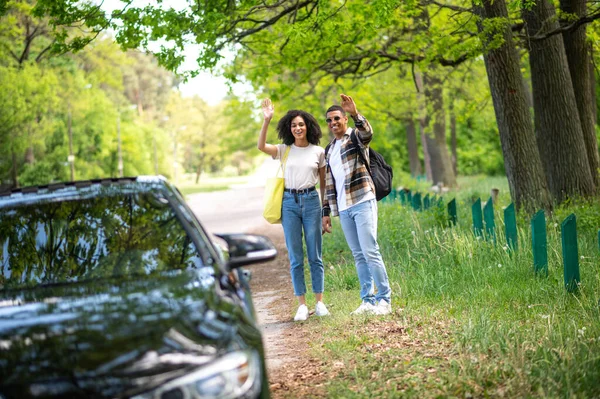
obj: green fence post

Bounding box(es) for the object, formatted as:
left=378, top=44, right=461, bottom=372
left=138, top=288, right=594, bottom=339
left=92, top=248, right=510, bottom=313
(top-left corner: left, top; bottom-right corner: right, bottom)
left=597, top=229, right=599, bottom=252
left=412, top=192, right=422, bottom=211
left=407, top=190, right=412, bottom=204
left=483, top=197, right=496, bottom=242
left=399, top=190, right=406, bottom=205
left=504, top=203, right=518, bottom=252
left=448, top=198, right=457, bottom=227
left=531, top=210, right=548, bottom=276
left=472, top=198, right=483, bottom=237
left=387, top=189, right=394, bottom=203
left=561, top=214, right=580, bottom=293
left=424, top=194, right=430, bottom=210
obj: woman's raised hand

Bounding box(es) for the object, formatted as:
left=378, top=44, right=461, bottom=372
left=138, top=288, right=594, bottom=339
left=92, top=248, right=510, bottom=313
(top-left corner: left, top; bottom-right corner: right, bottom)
left=262, top=98, right=274, bottom=121
left=257, top=98, right=277, bottom=156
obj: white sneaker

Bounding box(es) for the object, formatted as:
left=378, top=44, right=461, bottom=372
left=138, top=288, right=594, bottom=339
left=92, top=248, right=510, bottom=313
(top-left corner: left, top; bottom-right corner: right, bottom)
left=294, top=304, right=309, bottom=321
left=315, top=301, right=330, bottom=317
left=351, top=301, right=376, bottom=315
left=373, top=299, right=392, bottom=315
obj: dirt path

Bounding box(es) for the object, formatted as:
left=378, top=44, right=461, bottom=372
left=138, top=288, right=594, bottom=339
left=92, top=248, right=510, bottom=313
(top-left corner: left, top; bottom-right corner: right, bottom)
left=246, top=223, right=327, bottom=398
left=187, top=187, right=327, bottom=397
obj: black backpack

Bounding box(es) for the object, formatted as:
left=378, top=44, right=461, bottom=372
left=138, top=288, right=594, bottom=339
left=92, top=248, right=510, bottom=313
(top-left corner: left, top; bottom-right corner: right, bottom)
left=325, top=130, right=393, bottom=201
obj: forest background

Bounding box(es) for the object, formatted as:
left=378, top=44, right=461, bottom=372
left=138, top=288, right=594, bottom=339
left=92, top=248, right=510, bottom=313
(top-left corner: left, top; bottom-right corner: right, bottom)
left=1, top=0, right=600, bottom=212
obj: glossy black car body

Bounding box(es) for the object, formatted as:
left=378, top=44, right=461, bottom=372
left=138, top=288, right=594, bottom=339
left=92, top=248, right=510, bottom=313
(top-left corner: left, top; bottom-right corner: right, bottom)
left=0, top=176, right=276, bottom=399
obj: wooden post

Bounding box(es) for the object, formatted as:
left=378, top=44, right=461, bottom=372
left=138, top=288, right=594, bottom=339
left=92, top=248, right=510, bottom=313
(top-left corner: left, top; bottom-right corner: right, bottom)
left=491, top=188, right=499, bottom=203
left=117, top=113, right=123, bottom=178
left=68, top=106, right=75, bottom=181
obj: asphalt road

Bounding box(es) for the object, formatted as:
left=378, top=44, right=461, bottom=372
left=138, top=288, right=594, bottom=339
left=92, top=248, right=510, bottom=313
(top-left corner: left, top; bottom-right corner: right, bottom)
left=186, top=185, right=273, bottom=235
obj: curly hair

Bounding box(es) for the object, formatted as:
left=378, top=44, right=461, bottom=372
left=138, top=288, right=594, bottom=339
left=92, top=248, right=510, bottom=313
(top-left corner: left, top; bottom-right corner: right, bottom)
left=276, top=110, right=323, bottom=146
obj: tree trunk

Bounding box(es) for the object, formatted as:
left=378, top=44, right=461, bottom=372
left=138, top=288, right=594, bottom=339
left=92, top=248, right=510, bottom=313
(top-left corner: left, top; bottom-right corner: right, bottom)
left=449, top=100, right=458, bottom=176
left=195, top=162, right=202, bottom=184
left=522, top=74, right=533, bottom=110
left=25, top=146, right=34, bottom=164
left=591, top=52, right=597, bottom=125
left=478, top=0, right=552, bottom=211
left=135, top=88, right=144, bottom=117
left=523, top=0, right=595, bottom=202
left=560, top=0, right=600, bottom=186
left=414, top=70, right=433, bottom=182
left=405, top=118, right=422, bottom=177
left=424, top=72, right=456, bottom=187
left=11, top=150, right=19, bottom=188
left=195, top=143, right=206, bottom=184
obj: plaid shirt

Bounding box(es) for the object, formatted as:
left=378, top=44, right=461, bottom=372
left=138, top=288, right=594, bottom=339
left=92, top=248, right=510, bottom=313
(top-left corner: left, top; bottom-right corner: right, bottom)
left=322, top=114, right=375, bottom=217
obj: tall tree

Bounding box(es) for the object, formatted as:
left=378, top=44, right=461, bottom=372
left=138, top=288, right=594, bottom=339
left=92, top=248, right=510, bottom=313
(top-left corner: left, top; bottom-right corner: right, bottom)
left=405, top=118, right=422, bottom=178
left=523, top=0, right=596, bottom=202
left=121, top=50, right=179, bottom=120
left=559, top=0, right=600, bottom=186
left=423, top=71, right=456, bottom=186
left=478, top=0, right=552, bottom=211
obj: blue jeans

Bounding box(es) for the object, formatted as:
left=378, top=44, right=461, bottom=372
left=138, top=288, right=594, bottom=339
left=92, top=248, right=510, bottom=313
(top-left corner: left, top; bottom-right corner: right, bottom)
left=339, top=199, right=391, bottom=304
left=281, top=190, right=324, bottom=296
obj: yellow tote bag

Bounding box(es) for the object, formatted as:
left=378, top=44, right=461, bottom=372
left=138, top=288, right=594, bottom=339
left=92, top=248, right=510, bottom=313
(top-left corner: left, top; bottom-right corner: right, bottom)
left=263, top=146, right=290, bottom=224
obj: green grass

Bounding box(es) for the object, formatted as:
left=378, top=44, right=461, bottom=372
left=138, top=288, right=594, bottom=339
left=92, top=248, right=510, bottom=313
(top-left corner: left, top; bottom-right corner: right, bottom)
left=305, top=176, right=600, bottom=398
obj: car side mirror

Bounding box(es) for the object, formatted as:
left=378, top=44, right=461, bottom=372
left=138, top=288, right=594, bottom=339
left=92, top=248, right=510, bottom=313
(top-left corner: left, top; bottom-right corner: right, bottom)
left=214, top=233, right=277, bottom=270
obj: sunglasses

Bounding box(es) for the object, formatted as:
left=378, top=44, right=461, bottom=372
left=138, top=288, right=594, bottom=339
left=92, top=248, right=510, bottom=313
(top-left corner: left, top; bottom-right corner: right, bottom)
left=326, top=116, right=342, bottom=124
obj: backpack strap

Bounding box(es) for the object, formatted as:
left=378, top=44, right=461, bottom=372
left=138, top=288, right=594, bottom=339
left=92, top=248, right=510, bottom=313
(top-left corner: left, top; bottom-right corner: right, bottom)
left=350, top=129, right=372, bottom=176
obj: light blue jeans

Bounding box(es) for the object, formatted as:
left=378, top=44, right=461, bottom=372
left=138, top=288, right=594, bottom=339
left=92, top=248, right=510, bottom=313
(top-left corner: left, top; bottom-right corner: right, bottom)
left=281, top=190, right=324, bottom=296
left=339, top=199, right=391, bottom=304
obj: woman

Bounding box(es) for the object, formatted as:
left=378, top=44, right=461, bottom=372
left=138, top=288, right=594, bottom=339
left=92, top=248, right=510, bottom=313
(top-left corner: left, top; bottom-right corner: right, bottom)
left=257, top=98, right=329, bottom=321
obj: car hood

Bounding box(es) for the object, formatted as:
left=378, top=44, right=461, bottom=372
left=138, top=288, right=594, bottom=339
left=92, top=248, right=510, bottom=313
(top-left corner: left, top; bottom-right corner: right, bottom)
left=0, top=268, right=262, bottom=398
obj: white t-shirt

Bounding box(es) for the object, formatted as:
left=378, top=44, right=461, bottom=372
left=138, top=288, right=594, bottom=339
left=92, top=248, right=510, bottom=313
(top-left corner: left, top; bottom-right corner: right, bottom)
left=329, top=140, right=348, bottom=212
left=275, top=144, right=326, bottom=190
left=328, top=131, right=376, bottom=212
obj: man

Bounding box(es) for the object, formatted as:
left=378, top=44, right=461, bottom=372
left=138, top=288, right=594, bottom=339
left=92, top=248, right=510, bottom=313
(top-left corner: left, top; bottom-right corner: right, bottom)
left=321, top=94, right=392, bottom=315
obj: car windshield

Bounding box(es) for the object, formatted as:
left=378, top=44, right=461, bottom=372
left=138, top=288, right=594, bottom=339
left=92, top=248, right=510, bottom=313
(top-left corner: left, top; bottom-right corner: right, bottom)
left=0, top=191, right=204, bottom=290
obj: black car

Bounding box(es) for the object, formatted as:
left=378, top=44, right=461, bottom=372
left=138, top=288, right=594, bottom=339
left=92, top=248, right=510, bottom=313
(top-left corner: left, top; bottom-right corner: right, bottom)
left=0, top=176, right=276, bottom=399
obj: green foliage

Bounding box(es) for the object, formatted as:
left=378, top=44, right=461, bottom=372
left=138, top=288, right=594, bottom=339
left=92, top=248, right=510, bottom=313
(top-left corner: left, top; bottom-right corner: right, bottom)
left=4, top=0, right=525, bottom=186
left=552, top=197, right=600, bottom=234
left=19, top=160, right=56, bottom=186
left=0, top=4, right=255, bottom=187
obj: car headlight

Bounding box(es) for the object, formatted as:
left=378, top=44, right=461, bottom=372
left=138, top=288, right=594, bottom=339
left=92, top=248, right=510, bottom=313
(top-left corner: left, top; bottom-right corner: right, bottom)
left=133, top=350, right=262, bottom=399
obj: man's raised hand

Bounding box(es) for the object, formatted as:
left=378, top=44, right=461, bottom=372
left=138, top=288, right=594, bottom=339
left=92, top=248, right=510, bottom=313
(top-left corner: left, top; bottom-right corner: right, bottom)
left=340, top=94, right=357, bottom=117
